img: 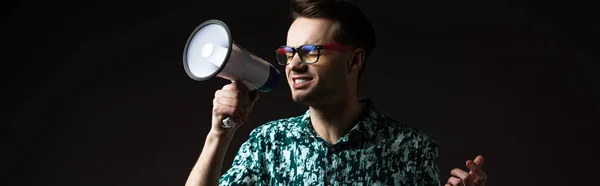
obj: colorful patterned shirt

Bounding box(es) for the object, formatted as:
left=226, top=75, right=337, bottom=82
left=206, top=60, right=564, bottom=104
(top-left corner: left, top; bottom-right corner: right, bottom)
left=219, top=99, right=441, bottom=185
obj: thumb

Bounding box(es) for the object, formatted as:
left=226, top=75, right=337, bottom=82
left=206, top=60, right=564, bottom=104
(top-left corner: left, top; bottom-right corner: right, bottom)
left=233, top=80, right=250, bottom=94
left=249, top=90, right=260, bottom=104
left=238, top=90, right=259, bottom=124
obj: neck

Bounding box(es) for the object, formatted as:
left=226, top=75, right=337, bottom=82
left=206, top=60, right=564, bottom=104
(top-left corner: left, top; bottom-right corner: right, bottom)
left=309, top=96, right=362, bottom=144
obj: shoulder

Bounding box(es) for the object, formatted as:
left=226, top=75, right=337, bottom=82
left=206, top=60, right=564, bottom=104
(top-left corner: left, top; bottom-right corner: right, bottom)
left=359, top=99, right=437, bottom=149
left=385, top=121, right=441, bottom=186
left=380, top=116, right=438, bottom=153
left=246, top=115, right=306, bottom=140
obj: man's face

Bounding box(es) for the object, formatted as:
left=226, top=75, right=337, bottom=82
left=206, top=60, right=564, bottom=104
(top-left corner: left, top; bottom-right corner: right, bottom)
left=285, top=17, right=352, bottom=106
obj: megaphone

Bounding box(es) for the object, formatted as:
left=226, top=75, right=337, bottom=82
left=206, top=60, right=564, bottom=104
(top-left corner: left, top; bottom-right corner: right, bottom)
left=182, top=19, right=280, bottom=129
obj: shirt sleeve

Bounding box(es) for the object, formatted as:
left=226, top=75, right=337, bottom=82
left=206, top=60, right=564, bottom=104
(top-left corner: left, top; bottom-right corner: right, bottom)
left=417, top=138, right=441, bottom=186
left=219, top=127, right=267, bottom=186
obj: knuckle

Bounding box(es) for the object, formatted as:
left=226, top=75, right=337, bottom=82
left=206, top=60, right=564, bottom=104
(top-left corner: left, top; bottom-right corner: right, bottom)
left=225, top=108, right=236, bottom=116
left=217, top=107, right=228, bottom=115
left=222, top=85, right=232, bottom=91
left=448, top=177, right=460, bottom=185
left=231, top=99, right=239, bottom=108
left=465, top=174, right=472, bottom=180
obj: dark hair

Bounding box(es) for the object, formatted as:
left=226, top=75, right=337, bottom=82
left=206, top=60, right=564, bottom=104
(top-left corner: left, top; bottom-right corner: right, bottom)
left=290, top=0, right=377, bottom=79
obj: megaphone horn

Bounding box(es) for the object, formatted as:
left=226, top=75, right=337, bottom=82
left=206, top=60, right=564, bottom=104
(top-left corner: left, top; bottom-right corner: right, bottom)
left=183, top=19, right=280, bottom=128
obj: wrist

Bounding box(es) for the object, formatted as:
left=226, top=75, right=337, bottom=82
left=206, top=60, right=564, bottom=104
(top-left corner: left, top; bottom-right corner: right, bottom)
left=207, top=128, right=236, bottom=144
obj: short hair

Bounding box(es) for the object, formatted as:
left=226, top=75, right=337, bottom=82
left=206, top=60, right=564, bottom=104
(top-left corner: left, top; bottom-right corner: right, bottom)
left=290, top=0, right=377, bottom=79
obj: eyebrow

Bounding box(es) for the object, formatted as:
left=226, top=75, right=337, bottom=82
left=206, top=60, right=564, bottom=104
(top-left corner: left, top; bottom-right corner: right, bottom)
left=287, top=38, right=328, bottom=47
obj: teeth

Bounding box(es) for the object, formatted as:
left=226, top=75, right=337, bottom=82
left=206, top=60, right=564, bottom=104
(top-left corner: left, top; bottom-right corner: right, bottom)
left=294, top=79, right=308, bottom=84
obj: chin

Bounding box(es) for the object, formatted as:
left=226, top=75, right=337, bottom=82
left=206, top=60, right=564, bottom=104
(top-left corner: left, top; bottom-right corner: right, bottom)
left=288, top=82, right=312, bottom=101
left=291, top=91, right=309, bottom=103
left=292, top=88, right=346, bottom=108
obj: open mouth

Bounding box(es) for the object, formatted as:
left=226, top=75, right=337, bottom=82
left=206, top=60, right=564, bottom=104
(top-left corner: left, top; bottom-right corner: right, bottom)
left=291, top=76, right=313, bottom=89
left=294, top=78, right=311, bottom=84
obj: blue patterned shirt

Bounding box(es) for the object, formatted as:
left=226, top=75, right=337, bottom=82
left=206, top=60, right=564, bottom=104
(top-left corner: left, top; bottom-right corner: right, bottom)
left=219, top=99, right=441, bottom=185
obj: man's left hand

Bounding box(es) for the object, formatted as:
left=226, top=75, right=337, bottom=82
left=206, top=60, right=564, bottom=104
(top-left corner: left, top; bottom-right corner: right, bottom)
left=445, top=155, right=488, bottom=186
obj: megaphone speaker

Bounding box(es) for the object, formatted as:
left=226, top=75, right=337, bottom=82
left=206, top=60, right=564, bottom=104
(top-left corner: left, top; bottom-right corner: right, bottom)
left=182, top=19, right=280, bottom=128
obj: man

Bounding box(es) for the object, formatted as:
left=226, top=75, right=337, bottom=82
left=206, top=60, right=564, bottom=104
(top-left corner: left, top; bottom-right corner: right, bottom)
left=185, top=0, right=488, bottom=185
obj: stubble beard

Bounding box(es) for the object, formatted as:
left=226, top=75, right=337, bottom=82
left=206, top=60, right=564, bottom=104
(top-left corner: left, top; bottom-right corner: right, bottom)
left=291, top=79, right=345, bottom=109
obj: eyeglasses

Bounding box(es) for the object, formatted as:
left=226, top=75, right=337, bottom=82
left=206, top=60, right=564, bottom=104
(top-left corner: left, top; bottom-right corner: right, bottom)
left=275, top=43, right=352, bottom=65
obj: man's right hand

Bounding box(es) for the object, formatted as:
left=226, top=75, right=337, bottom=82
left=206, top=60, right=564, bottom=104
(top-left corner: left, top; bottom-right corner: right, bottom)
left=211, top=80, right=260, bottom=136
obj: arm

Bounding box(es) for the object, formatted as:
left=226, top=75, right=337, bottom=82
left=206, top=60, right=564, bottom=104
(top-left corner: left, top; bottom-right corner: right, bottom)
left=185, top=81, right=260, bottom=186
left=186, top=125, right=266, bottom=186
left=185, top=131, right=236, bottom=186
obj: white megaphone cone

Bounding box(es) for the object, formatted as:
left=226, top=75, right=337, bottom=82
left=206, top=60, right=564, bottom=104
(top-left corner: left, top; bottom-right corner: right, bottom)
left=183, top=19, right=280, bottom=129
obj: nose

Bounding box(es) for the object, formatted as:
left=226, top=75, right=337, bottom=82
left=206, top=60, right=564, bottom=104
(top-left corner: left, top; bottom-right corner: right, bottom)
left=287, top=52, right=307, bottom=72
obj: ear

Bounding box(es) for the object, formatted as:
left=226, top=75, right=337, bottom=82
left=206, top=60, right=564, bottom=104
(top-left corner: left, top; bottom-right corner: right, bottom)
left=347, top=48, right=365, bottom=74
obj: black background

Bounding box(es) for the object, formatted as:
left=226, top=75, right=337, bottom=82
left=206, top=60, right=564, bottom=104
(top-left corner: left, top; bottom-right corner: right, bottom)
left=3, top=0, right=598, bottom=185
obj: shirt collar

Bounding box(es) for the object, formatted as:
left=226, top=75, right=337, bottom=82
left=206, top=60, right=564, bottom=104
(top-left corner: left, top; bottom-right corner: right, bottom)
left=297, top=98, right=381, bottom=143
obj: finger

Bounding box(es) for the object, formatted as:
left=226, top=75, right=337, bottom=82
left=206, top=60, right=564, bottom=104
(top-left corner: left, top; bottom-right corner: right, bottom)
left=451, top=168, right=472, bottom=186
left=467, top=160, right=488, bottom=182
left=222, top=81, right=250, bottom=104
left=447, top=176, right=463, bottom=186
left=212, top=102, right=235, bottom=118
left=473, top=155, right=484, bottom=167
left=222, top=81, right=238, bottom=91
left=466, top=160, right=479, bottom=173
left=215, top=89, right=237, bottom=99
left=216, top=97, right=238, bottom=108
left=466, top=160, right=486, bottom=177
left=451, top=168, right=469, bottom=180
left=214, top=97, right=246, bottom=122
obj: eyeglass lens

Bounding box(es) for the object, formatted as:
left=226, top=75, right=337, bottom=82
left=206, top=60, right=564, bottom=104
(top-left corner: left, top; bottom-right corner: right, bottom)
left=275, top=45, right=319, bottom=65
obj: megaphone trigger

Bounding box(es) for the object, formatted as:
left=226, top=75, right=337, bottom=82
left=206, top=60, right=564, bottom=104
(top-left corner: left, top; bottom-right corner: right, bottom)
left=221, top=116, right=238, bottom=129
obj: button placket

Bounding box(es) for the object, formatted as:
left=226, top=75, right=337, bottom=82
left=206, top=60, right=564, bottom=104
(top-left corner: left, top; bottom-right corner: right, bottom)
left=330, top=145, right=341, bottom=185
left=324, top=144, right=333, bottom=186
